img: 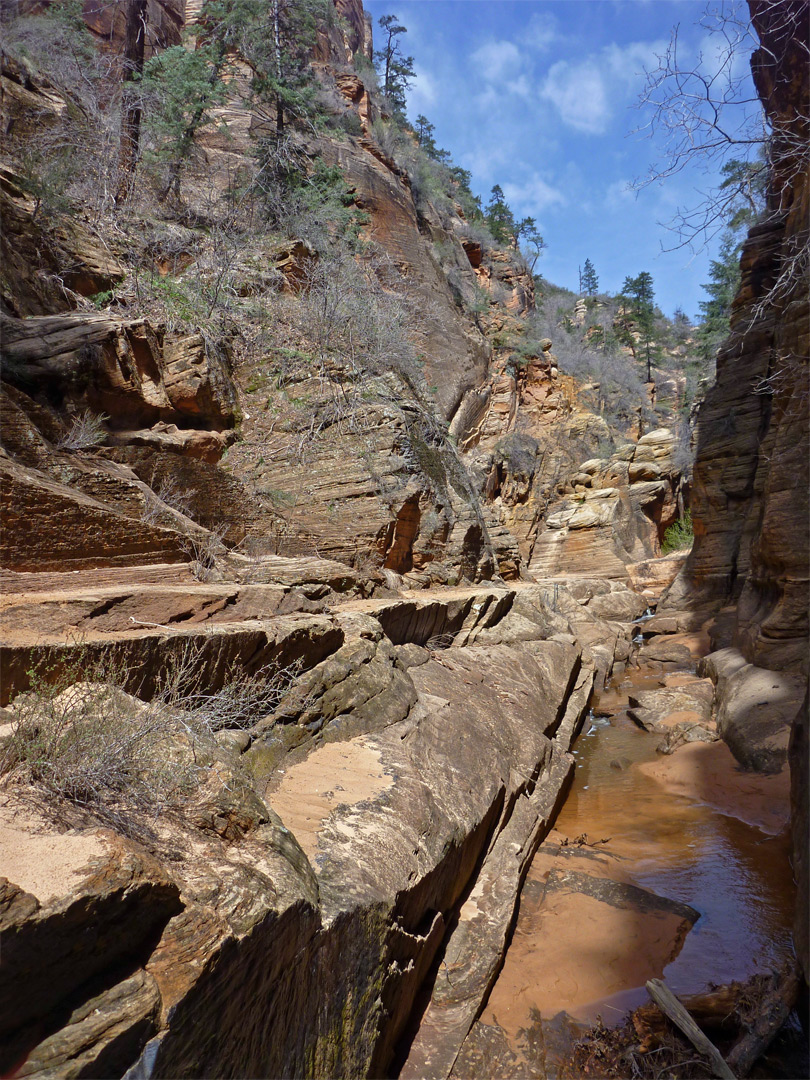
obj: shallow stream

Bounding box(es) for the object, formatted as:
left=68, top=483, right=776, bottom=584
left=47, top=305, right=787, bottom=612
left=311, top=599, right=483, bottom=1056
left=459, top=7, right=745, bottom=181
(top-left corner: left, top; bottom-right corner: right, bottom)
left=476, top=661, right=797, bottom=1069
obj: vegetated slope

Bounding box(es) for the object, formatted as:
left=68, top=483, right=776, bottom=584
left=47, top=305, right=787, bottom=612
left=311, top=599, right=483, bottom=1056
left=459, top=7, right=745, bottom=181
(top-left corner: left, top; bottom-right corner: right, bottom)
left=0, top=0, right=702, bottom=588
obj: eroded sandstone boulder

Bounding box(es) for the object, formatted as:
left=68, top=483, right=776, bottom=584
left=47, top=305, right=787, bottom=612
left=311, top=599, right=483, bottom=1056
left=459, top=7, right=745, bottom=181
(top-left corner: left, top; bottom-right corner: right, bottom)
left=699, top=648, right=806, bottom=773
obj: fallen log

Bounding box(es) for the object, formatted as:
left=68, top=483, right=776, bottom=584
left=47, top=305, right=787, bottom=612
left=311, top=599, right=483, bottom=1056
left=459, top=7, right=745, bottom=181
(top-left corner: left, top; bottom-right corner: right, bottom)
left=634, top=984, right=743, bottom=1045
left=645, top=978, right=736, bottom=1079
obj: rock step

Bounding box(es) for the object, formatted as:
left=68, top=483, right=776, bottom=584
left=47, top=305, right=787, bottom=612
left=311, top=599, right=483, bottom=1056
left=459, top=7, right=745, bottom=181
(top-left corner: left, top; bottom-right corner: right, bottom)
left=0, top=563, right=199, bottom=594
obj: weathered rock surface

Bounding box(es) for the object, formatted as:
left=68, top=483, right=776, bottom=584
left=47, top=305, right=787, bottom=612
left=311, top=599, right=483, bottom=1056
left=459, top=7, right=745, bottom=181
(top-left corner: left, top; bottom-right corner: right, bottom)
left=527, top=430, right=683, bottom=579
left=0, top=575, right=609, bottom=1079
left=0, top=845, right=182, bottom=1075
left=15, top=968, right=162, bottom=1080
left=0, top=320, right=250, bottom=568
left=657, top=3, right=808, bottom=966
left=0, top=311, right=237, bottom=434
left=0, top=160, right=126, bottom=316
left=226, top=376, right=505, bottom=582
left=0, top=450, right=194, bottom=573
left=628, top=681, right=714, bottom=728
left=698, top=647, right=806, bottom=773
left=627, top=550, right=690, bottom=597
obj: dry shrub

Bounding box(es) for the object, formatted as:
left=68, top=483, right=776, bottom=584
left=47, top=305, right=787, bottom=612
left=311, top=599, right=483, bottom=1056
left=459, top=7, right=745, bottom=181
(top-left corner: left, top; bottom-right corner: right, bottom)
left=564, top=1014, right=717, bottom=1080
left=183, top=523, right=229, bottom=580
left=0, top=645, right=299, bottom=835
left=56, top=409, right=109, bottom=451
left=140, top=476, right=194, bottom=526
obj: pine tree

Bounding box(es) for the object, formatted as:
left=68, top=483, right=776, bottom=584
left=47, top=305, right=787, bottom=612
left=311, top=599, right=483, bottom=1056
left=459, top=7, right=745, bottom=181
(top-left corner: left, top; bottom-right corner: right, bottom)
left=374, top=14, right=414, bottom=120
left=447, top=166, right=482, bottom=220
left=620, top=271, right=658, bottom=381
left=413, top=114, right=451, bottom=163
left=581, top=258, right=599, bottom=296
left=141, top=0, right=326, bottom=197
left=485, top=185, right=517, bottom=246
left=696, top=234, right=742, bottom=362
left=414, top=114, right=436, bottom=152
left=141, top=41, right=229, bottom=199
left=233, top=0, right=328, bottom=135
left=691, top=155, right=764, bottom=362
left=516, top=217, right=545, bottom=271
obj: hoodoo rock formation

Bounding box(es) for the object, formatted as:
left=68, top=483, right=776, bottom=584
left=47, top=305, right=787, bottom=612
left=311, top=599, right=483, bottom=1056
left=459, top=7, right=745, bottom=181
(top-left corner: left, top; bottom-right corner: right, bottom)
left=0, top=0, right=807, bottom=1076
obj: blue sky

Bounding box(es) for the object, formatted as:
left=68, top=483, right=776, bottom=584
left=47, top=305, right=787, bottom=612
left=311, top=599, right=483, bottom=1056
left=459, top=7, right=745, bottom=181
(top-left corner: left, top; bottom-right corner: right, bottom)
left=363, top=0, right=759, bottom=319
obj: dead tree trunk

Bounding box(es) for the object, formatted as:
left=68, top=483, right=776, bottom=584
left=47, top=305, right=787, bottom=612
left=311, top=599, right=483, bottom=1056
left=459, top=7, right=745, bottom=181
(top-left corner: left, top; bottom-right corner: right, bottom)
left=115, top=0, right=148, bottom=205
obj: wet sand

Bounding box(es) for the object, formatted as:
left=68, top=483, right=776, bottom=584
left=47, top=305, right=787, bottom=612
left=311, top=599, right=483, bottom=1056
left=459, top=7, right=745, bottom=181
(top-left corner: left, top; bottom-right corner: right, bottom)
left=480, top=666, right=796, bottom=1045
left=638, top=738, right=791, bottom=835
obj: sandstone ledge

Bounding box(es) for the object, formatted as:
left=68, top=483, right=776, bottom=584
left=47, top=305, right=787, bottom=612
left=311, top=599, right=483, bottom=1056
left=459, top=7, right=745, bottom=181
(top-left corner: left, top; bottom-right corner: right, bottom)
left=1, top=574, right=618, bottom=1079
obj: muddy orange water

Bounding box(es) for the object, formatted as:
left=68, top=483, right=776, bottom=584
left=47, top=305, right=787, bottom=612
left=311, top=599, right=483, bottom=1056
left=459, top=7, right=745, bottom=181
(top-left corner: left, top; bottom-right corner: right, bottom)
left=482, top=664, right=796, bottom=1045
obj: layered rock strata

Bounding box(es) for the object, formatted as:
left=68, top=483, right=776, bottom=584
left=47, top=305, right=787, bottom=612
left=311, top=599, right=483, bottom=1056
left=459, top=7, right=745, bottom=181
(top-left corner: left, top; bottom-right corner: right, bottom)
left=662, top=0, right=809, bottom=978
left=0, top=571, right=641, bottom=1079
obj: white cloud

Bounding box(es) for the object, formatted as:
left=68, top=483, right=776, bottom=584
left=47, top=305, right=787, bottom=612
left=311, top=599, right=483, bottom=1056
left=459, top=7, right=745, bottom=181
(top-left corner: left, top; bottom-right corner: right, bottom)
left=470, top=39, right=523, bottom=83
left=503, top=176, right=566, bottom=212
left=472, top=84, right=500, bottom=112
left=525, top=12, right=558, bottom=53
left=406, top=64, right=438, bottom=112
left=604, top=39, right=667, bottom=84
left=540, top=60, right=611, bottom=134
left=539, top=39, right=667, bottom=135
left=508, top=73, right=532, bottom=99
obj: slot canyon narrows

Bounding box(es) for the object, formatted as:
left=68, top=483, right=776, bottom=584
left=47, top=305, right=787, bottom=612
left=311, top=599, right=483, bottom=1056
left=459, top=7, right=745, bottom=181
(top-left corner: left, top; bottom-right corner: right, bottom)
left=0, top=0, right=807, bottom=1078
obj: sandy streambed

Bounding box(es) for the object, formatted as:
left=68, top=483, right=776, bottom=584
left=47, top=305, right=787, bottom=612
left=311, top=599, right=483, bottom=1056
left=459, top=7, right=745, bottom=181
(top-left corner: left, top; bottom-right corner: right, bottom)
left=459, top=664, right=796, bottom=1077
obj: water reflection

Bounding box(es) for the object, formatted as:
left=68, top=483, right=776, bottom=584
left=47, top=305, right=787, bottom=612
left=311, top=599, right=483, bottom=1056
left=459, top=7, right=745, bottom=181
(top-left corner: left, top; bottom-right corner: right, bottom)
left=482, top=669, right=796, bottom=1041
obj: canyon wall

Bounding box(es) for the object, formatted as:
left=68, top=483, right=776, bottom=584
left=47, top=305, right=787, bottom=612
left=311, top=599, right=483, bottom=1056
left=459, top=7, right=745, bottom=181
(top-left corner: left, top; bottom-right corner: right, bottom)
left=0, top=0, right=806, bottom=1074
left=666, top=0, right=808, bottom=977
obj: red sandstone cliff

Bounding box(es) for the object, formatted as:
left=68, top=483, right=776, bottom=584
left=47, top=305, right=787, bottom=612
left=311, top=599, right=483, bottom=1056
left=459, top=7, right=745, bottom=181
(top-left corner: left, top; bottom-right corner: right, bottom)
left=665, top=0, right=808, bottom=978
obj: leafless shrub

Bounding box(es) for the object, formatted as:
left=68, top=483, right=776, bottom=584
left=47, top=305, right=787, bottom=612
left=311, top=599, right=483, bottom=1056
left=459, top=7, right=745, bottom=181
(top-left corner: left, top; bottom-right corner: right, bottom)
left=184, top=524, right=229, bottom=581
left=141, top=476, right=194, bottom=526
left=300, top=248, right=420, bottom=377
left=1, top=7, right=120, bottom=219
left=56, top=409, right=109, bottom=450
left=634, top=0, right=809, bottom=306
left=0, top=644, right=300, bottom=835
left=425, top=632, right=456, bottom=651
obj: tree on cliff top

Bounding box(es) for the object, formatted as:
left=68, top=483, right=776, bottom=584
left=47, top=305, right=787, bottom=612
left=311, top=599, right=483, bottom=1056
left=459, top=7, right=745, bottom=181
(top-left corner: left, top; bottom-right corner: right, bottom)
left=414, top=114, right=451, bottom=165
left=517, top=217, right=545, bottom=271
left=485, top=185, right=516, bottom=246
left=485, top=187, right=545, bottom=261
left=580, top=259, right=599, bottom=296
left=619, top=271, right=659, bottom=382
left=374, top=14, right=414, bottom=120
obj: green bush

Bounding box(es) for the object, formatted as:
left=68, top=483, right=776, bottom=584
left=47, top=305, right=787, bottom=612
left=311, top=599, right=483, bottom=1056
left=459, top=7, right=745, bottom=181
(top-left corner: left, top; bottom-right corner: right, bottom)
left=662, top=510, right=693, bottom=553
